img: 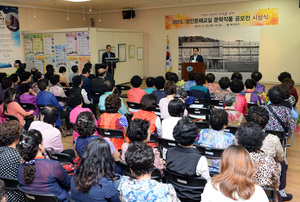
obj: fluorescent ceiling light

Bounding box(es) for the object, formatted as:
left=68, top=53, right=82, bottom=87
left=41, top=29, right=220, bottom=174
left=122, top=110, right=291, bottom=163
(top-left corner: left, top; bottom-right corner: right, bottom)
left=65, top=0, right=91, bottom=2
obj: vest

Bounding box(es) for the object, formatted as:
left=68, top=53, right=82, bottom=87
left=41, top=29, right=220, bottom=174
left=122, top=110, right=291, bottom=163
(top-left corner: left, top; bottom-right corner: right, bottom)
left=132, top=110, right=158, bottom=147
left=166, top=145, right=203, bottom=201
left=68, top=87, right=82, bottom=98
left=98, top=113, right=126, bottom=150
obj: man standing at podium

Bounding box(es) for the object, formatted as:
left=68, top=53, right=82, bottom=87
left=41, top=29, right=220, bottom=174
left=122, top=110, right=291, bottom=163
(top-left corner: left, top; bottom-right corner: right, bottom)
left=189, top=47, right=204, bottom=63
left=102, top=45, right=116, bottom=76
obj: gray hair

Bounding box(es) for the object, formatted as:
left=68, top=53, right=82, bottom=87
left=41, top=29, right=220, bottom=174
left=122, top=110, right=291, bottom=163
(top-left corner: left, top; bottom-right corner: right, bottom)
left=224, top=92, right=237, bottom=107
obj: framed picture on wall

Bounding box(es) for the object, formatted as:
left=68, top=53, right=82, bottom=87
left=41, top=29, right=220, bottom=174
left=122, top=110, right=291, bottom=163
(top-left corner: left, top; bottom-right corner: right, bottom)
left=118, top=44, right=126, bottom=62
left=137, top=47, right=143, bottom=60
left=129, top=45, right=135, bottom=58
left=99, top=49, right=106, bottom=63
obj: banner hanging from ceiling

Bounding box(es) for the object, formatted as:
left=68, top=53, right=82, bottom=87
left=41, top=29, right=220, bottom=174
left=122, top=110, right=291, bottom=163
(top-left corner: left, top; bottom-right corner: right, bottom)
left=165, top=8, right=279, bottom=30
left=0, top=6, right=21, bottom=68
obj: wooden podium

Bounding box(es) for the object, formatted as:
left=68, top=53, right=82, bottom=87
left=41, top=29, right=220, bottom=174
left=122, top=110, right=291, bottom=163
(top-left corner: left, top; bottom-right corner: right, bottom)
left=181, top=62, right=205, bottom=81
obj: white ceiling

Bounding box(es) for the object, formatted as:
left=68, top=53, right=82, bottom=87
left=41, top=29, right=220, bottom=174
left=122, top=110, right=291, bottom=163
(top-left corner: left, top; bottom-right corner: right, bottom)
left=0, top=0, right=268, bottom=13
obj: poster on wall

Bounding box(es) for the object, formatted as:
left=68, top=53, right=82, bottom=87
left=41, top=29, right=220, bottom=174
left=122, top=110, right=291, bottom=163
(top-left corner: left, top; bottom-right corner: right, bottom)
left=78, top=56, right=90, bottom=73
left=24, top=35, right=34, bottom=56
left=77, top=32, right=90, bottom=56
left=55, top=45, right=67, bottom=68
left=0, top=6, right=21, bottom=68
left=34, top=56, right=45, bottom=73
left=166, top=8, right=279, bottom=30
left=43, top=34, right=55, bottom=55
left=178, top=27, right=260, bottom=73
left=33, top=34, right=44, bottom=55
left=45, top=55, right=55, bottom=68
left=25, top=55, right=35, bottom=69
left=66, top=32, right=77, bottom=56
left=67, top=56, right=79, bottom=75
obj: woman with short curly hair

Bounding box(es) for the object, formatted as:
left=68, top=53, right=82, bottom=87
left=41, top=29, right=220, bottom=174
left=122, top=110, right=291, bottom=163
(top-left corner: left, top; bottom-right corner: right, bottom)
left=98, top=94, right=129, bottom=150
left=75, top=111, right=120, bottom=161
left=0, top=120, right=24, bottom=201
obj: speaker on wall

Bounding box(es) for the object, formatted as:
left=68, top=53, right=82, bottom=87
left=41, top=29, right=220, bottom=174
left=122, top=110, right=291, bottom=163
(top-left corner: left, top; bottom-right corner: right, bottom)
left=90, top=18, right=95, bottom=27
left=122, top=10, right=135, bottom=19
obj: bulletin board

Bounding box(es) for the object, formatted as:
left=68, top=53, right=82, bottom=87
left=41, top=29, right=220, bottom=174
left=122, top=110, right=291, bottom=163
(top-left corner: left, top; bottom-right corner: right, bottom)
left=23, top=30, right=91, bottom=75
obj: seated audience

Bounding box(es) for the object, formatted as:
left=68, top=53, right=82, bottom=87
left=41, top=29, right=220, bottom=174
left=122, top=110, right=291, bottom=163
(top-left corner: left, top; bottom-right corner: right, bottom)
left=58, top=66, right=69, bottom=86
left=201, top=145, right=268, bottom=202
left=251, top=71, right=265, bottom=93
left=74, top=111, right=119, bottom=161
left=19, top=71, right=32, bottom=85
left=119, top=142, right=178, bottom=201
left=29, top=105, right=64, bottom=153
left=49, top=75, right=67, bottom=107
left=166, top=117, right=210, bottom=201
left=98, top=94, right=128, bottom=150
left=84, top=63, right=96, bottom=80
left=121, top=119, right=164, bottom=171
left=144, top=77, right=156, bottom=94
left=165, top=71, right=173, bottom=81
left=132, top=94, right=162, bottom=138
left=31, top=72, right=42, bottom=94
left=71, top=138, right=120, bottom=201
left=1, top=88, right=34, bottom=126
left=152, top=76, right=167, bottom=102
left=168, top=73, right=188, bottom=100
left=0, top=76, right=12, bottom=103
left=13, top=60, right=21, bottom=75
left=69, top=76, right=96, bottom=116
left=196, top=109, right=234, bottom=172
left=204, top=73, right=220, bottom=92
left=240, top=79, right=262, bottom=105
left=127, top=75, right=146, bottom=103
left=67, top=94, right=97, bottom=141
left=0, top=179, right=6, bottom=202
left=230, top=79, right=248, bottom=115
left=69, top=65, right=79, bottom=83
left=18, top=130, right=71, bottom=201
left=81, top=67, right=92, bottom=98
left=91, top=66, right=106, bottom=105
left=10, top=73, right=20, bottom=102
left=235, top=123, right=279, bottom=190
left=159, top=81, right=176, bottom=119
left=247, top=106, right=291, bottom=201
left=162, top=99, right=186, bottom=140
left=224, top=93, right=246, bottom=126
left=36, top=79, right=71, bottom=133
left=278, top=72, right=298, bottom=103
left=262, top=86, right=295, bottom=133
left=98, top=79, right=129, bottom=115
left=19, top=83, right=39, bottom=117
left=231, top=72, right=243, bottom=81
left=184, top=71, right=196, bottom=91
left=0, top=121, right=25, bottom=201
left=189, top=73, right=211, bottom=102
left=44, top=65, right=55, bottom=81
left=282, top=78, right=297, bottom=107
left=279, top=84, right=298, bottom=119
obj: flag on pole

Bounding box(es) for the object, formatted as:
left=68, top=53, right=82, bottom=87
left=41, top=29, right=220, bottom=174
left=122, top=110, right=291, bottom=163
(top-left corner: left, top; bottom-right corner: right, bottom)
left=166, top=37, right=172, bottom=72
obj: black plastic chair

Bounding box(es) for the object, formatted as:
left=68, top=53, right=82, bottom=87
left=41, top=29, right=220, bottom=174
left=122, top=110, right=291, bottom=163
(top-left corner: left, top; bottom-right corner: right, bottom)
left=17, top=185, right=59, bottom=202
left=63, top=88, right=70, bottom=97
left=45, top=150, right=76, bottom=175
left=247, top=103, right=258, bottom=109
left=194, top=121, right=210, bottom=131
left=116, top=85, right=131, bottom=98
left=55, top=96, right=66, bottom=103
left=5, top=114, right=19, bottom=122
left=20, top=103, right=39, bottom=114
left=263, top=187, right=277, bottom=202
left=224, top=126, right=238, bottom=135
left=0, top=176, right=18, bottom=190
left=210, top=99, right=224, bottom=109
left=126, top=101, right=141, bottom=113
left=265, top=130, right=286, bottom=147
left=163, top=169, right=207, bottom=201
left=187, top=107, right=211, bottom=120
left=37, top=105, right=45, bottom=111
left=118, top=161, right=163, bottom=182
left=189, top=98, right=210, bottom=109
left=96, top=127, right=126, bottom=143
left=157, top=137, right=177, bottom=159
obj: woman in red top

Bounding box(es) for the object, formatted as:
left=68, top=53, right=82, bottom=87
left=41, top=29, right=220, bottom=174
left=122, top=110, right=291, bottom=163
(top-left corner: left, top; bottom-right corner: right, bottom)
left=1, top=88, right=34, bottom=126
left=230, top=79, right=248, bottom=115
